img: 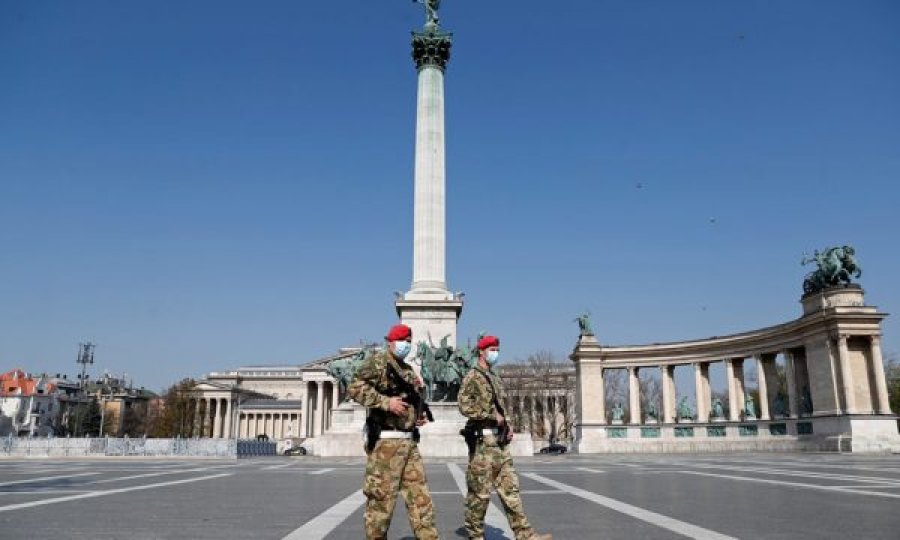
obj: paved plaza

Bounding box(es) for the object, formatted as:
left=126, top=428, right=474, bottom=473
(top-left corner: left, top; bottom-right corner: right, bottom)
left=0, top=453, right=899, bottom=539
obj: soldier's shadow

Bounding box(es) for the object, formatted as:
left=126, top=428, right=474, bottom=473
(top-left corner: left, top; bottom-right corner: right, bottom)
left=452, top=525, right=511, bottom=539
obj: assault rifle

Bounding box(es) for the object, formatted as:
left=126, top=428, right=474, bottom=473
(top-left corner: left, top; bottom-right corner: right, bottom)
left=387, top=361, right=434, bottom=424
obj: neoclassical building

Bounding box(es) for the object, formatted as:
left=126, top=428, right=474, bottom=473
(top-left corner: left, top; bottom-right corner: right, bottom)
left=189, top=349, right=357, bottom=442
left=572, top=286, right=899, bottom=453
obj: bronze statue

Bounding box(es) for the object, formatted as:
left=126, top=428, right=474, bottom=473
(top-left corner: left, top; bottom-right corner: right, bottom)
left=574, top=312, right=594, bottom=337
left=414, top=0, right=441, bottom=28
left=801, top=245, right=862, bottom=294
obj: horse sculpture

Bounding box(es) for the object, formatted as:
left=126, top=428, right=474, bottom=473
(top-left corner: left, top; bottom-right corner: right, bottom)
left=326, top=349, right=368, bottom=402
left=802, top=245, right=862, bottom=294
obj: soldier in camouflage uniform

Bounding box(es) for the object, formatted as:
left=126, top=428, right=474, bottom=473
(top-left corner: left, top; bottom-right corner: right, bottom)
left=458, top=335, right=552, bottom=540
left=348, top=323, right=440, bottom=540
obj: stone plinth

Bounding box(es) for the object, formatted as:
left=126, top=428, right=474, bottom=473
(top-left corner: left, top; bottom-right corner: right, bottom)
left=314, top=401, right=534, bottom=457
left=573, top=416, right=900, bottom=454
left=801, top=285, right=866, bottom=315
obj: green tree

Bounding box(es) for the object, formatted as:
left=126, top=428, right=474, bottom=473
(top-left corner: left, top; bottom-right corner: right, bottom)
left=147, top=378, right=196, bottom=438
left=66, top=400, right=102, bottom=436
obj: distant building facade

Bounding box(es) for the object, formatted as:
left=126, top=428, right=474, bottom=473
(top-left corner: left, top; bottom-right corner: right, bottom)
left=191, top=349, right=359, bottom=441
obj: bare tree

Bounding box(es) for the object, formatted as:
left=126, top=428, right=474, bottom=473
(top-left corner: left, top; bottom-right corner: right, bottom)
left=498, top=351, right=576, bottom=444
left=885, top=351, right=899, bottom=414
left=604, top=368, right=627, bottom=419
left=639, top=373, right=662, bottom=420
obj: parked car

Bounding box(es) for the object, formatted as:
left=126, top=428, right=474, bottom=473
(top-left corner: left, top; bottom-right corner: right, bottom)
left=284, top=446, right=307, bottom=456
left=538, top=443, right=567, bottom=454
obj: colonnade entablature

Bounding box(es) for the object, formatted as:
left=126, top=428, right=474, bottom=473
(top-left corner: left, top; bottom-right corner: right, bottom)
left=571, top=286, right=899, bottom=453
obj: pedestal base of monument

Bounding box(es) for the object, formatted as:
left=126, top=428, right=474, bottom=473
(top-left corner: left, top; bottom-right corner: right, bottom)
left=395, top=291, right=464, bottom=355
left=573, top=415, right=900, bottom=454
left=313, top=402, right=534, bottom=457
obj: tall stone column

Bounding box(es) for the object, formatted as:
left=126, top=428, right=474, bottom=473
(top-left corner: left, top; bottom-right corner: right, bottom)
left=628, top=367, right=641, bottom=425
left=726, top=359, right=740, bottom=421
left=314, top=382, right=325, bottom=436
left=755, top=356, right=770, bottom=421
left=222, top=399, right=231, bottom=439
left=836, top=335, right=856, bottom=413
left=694, top=363, right=708, bottom=422
left=212, top=399, right=222, bottom=439
left=661, top=365, right=675, bottom=423
left=395, top=20, right=462, bottom=356
left=870, top=336, right=891, bottom=414
left=783, top=350, right=799, bottom=418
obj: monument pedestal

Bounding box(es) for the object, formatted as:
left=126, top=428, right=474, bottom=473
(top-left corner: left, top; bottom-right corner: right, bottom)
left=314, top=402, right=534, bottom=457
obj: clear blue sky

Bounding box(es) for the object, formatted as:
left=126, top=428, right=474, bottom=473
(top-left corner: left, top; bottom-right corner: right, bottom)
left=1, top=1, right=898, bottom=392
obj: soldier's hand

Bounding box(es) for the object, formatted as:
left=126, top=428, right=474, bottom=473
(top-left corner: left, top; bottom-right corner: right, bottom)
left=495, top=412, right=505, bottom=425
left=416, top=412, right=428, bottom=427
left=505, top=430, right=514, bottom=443
left=388, top=397, right=409, bottom=416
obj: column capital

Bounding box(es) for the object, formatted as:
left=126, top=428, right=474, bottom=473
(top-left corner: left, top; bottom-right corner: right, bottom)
left=412, top=30, right=452, bottom=71
left=870, top=335, right=882, bottom=346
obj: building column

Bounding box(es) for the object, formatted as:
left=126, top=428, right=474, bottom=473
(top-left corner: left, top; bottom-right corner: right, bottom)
left=783, top=351, right=799, bottom=418
left=661, top=365, right=675, bottom=423
left=222, top=399, right=231, bottom=439
left=836, top=335, right=857, bottom=413
left=314, top=382, right=325, bottom=436
left=211, top=399, right=222, bottom=439
left=694, top=362, right=708, bottom=422
left=870, top=336, right=892, bottom=414
left=628, top=367, right=641, bottom=425
left=726, top=359, right=739, bottom=421
left=755, top=356, right=770, bottom=421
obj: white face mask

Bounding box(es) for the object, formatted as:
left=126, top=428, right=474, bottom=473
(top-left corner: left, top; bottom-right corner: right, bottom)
left=393, top=340, right=411, bottom=359
left=486, top=350, right=500, bottom=366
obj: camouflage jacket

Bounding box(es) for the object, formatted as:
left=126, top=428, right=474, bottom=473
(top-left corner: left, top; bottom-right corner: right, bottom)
left=347, top=349, right=420, bottom=431
left=458, top=364, right=504, bottom=426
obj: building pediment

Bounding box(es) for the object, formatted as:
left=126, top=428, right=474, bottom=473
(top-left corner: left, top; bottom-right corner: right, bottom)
left=193, top=381, right=234, bottom=392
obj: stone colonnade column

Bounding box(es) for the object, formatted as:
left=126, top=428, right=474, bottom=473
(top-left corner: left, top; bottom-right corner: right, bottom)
left=870, top=336, right=891, bottom=414
left=783, top=350, right=799, bottom=418
left=836, top=336, right=857, bottom=413
left=661, top=365, right=675, bottom=423
left=755, top=356, right=770, bottom=421
left=628, top=367, right=641, bottom=425
left=726, top=359, right=739, bottom=421
left=694, top=363, right=708, bottom=422
left=314, top=381, right=325, bottom=436
left=212, top=399, right=222, bottom=439
left=222, top=399, right=231, bottom=439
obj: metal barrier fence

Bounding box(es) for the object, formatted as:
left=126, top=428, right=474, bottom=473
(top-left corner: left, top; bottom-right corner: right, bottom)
left=0, top=436, right=236, bottom=458
left=236, top=440, right=277, bottom=457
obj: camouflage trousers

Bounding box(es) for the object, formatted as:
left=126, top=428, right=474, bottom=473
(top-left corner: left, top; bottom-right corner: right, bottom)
left=464, top=436, right=535, bottom=540
left=363, top=438, right=439, bottom=540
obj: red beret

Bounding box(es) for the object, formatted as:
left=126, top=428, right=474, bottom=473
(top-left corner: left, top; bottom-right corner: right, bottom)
left=477, top=335, right=499, bottom=350
left=386, top=324, right=412, bottom=342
